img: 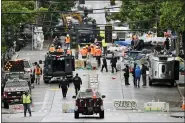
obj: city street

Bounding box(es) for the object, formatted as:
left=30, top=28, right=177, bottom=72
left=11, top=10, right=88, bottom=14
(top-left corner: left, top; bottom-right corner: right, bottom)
left=2, top=43, right=184, bottom=122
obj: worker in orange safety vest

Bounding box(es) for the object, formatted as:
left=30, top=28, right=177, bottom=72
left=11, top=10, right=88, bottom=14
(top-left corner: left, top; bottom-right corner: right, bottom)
left=65, top=34, right=71, bottom=49
left=56, top=46, right=64, bottom=53
left=49, top=44, right=55, bottom=52
left=81, top=47, right=88, bottom=59
left=34, top=64, right=42, bottom=85
left=94, top=46, right=102, bottom=67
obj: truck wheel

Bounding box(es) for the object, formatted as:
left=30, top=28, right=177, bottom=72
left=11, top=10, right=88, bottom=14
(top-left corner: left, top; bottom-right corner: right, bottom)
left=99, top=111, right=104, bottom=118
left=149, top=78, right=153, bottom=86
left=4, top=101, right=9, bottom=109
left=74, top=111, right=79, bottom=119
left=44, top=80, right=49, bottom=84
left=170, top=80, right=175, bottom=87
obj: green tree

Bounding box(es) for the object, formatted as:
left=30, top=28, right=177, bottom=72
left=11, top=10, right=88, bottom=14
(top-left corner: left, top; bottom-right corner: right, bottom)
left=110, top=0, right=162, bottom=32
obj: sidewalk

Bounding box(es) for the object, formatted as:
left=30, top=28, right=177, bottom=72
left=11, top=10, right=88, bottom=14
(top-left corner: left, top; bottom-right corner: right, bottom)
left=176, top=75, right=185, bottom=99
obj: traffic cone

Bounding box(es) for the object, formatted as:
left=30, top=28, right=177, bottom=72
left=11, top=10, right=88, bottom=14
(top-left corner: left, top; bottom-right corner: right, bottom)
left=182, top=100, right=185, bottom=110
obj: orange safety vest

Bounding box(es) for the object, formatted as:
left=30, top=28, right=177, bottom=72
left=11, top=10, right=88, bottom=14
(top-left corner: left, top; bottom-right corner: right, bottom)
left=35, top=67, right=41, bottom=75
left=49, top=47, right=55, bottom=52
left=65, top=37, right=70, bottom=43
left=57, top=48, right=64, bottom=52
left=95, top=49, right=102, bottom=56
left=81, top=49, right=87, bottom=56
left=67, top=49, right=71, bottom=55
left=93, top=47, right=97, bottom=56
left=90, top=47, right=94, bottom=54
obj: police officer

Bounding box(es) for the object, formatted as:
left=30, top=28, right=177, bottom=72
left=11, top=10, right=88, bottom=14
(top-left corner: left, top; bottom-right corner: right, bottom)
left=132, top=63, right=137, bottom=87
left=72, top=73, right=82, bottom=96
left=110, top=53, right=118, bottom=73
left=101, top=56, right=108, bottom=72
left=59, top=76, right=69, bottom=98
left=141, top=64, right=148, bottom=86
left=22, top=91, right=32, bottom=117
left=124, top=65, right=130, bottom=85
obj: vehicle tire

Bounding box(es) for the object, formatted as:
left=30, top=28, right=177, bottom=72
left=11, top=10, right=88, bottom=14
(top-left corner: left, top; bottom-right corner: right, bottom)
left=99, top=110, right=104, bottom=118
left=149, top=78, right=153, bottom=86
left=74, top=111, right=79, bottom=119
left=4, top=101, right=9, bottom=109
left=170, top=80, right=175, bottom=87
left=44, top=80, right=49, bottom=84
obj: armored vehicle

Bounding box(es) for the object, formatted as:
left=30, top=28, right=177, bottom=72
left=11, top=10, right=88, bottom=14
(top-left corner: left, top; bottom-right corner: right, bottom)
left=72, top=88, right=106, bottom=119
left=148, top=54, right=179, bottom=86
left=41, top=52, right=75, bottom=83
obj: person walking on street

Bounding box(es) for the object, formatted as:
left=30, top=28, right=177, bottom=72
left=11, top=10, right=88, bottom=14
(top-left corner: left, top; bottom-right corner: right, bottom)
left=135, top=65, right=141, bottom=88
left=132, top=63, right=137, bottom=86
left=72, top=73, right=82, bottom=96
left=101, top=56, right=108, bottom=72
left=124, top=65, right=130, bottom=85
left=102, top=37, right=107, bottom=56
left=141, top=64, right=148, bottom=86
left=22, top=91, right=32, bottom=117
left=34, top=64, right=42, bottom=85
left=59, top=76, right=69, bottom=98
left=95, top=46, right=102, bottom=67
left=110, top=53, right=118, bottom=73
left=30, top=74, right=35, bottom=89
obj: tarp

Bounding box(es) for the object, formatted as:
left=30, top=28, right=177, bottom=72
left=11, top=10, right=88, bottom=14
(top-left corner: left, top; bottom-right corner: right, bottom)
left=114, top=40, right=131, bottom=46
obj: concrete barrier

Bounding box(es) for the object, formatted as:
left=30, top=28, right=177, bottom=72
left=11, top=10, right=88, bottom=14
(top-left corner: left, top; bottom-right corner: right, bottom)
left=144, top=102, right=169, bottom=112
left=113, top=99, right=138, bottom=110
left=62, top=102, right=75, bottom=113
left=9, top=104, right=35, bottom=114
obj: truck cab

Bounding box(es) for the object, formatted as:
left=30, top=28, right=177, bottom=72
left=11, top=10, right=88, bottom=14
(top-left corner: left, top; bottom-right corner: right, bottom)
left=42, top=52, right=75, bottom=83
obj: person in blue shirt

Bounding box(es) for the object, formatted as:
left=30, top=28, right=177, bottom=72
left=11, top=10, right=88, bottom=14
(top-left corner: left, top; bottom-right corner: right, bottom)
left=135, top=65, right=141, bottom=87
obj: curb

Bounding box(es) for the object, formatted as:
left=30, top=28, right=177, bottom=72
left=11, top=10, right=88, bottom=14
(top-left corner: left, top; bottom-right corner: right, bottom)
left=170, top=112, right=185, bottom=118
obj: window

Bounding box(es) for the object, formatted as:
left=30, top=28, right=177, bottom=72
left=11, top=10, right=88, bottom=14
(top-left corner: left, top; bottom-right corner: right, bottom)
left=162, top=65, right=165, bottom=73
left=23, top=61, right=30, bottom=68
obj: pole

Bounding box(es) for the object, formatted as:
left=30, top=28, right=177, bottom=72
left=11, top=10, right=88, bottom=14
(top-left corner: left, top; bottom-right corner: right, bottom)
left=32, top=25, right=34, bottom=51
left=35, top=0, right=40, bottom=24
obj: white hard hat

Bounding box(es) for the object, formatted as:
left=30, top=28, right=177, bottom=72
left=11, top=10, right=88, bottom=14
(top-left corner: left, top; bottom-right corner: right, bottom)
left=58, top=46, right=61, bottom=48
left=67, top=34, right=69, bottom=37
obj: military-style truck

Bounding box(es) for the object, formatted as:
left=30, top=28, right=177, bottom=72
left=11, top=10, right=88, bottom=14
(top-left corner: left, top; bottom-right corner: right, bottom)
left=40, top=52, right=75, bottom=83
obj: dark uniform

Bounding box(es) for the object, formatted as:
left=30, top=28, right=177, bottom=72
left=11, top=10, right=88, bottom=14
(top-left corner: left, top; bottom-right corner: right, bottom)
left=72, top=74, right=82, bottom=96
left=59, top=77, right=69, bottom=98
left=124, top=65, right=130, bottom=85
left=164, top=38, right=170, bottom=50
left=132, top=63, right=137, bottom=86
left=110, top=54, right=118, bottom=73
left=141, top=64, right=148, bottom=86
left=101, top=57, right=108, bottom=72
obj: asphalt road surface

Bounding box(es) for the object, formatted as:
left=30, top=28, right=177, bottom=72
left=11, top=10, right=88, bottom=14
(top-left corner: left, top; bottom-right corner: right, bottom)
left=2, top=42, right=184, bottom=122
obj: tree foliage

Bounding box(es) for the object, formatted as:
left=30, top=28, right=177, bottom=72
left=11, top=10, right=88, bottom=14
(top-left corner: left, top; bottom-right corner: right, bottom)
left=160, top=0, right=185, bottom=32
left=110, top=0, right=162, bottom=30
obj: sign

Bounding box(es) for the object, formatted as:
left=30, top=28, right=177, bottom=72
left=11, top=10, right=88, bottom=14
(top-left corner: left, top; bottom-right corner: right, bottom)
left=144, top=102, right=169, bottom=112
left=113, top=99, right=138, bottom=110
left=62, top=103, right=75, bottom=113
left=9, top=104, right=34, bottom=114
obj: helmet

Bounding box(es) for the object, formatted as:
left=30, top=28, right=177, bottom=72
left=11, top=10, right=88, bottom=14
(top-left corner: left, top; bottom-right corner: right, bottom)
left=83, top=47, right=85, bottom=49
left=67, top=34, right=69, bottom=37
left=58, top=46, right=61, bottom=48
left=96, top=46, right=99, bottom=48
left=51, top=44, right=54, bottom=47
left=86, top=45, right=88, bottom=47
left=91, top=44, right=93, bottom=46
